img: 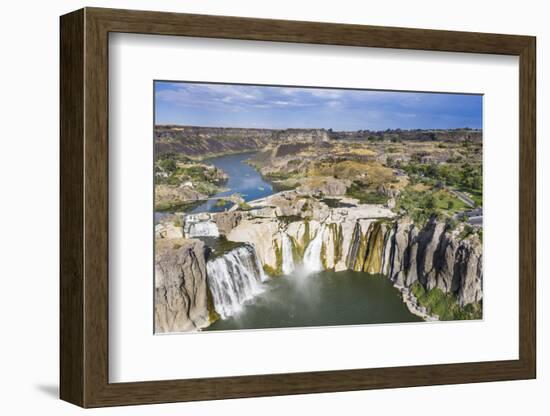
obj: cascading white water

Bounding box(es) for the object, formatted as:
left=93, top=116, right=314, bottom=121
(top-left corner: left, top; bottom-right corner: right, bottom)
left=184, top=214, right=220, bottom=238
left=187, top=221, right=219, bottom=238
left=280, top=232, right=295, bottom=275
left=303, top=224, right=326, bottom=273
left=206, top=244, right=266, bottom=319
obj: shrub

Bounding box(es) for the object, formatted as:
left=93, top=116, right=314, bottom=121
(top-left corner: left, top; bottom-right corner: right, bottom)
left=445, top=217, right=458, bottom=231
left=459, top=224, right=474, bottom=240
left=215, top=199, right=230, bottom=208
left=412, top=282, right=482, bottom=321
left=238, top=202, right=253, bottom=211
left=157, top=158, right=177, bottom=174
left=345, top=182, right=388, bottom=204
left=411, top=281, right=426, bottom=299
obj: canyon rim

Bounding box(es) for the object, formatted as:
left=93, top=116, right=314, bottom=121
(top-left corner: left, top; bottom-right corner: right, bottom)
left=153, top=81, right=483, bottom=334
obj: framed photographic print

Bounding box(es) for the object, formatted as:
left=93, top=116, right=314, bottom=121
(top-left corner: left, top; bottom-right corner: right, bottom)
left=60, top=7, right=536, bottom=408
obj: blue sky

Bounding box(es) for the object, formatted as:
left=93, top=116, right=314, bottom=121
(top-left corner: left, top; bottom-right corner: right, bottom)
left=155, top=81, right=482, bottom=131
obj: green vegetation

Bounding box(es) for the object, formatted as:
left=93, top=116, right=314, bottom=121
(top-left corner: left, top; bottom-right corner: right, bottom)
left=206, top=285, right=220, bottom=324
left=432, top=190, right=468, bottom=211
left=204, top=237, right=246, bottom=259
left=262, top=264, right=279, bottom=276
left=271, top=239, right=283, bottom=276
left=238, top=201, right=253, bottom=211
left=172, top=216, right=182, bottom=228
left=155, top=153, right=227, bottom=196
left=458, top=223, right=482, bottom=242
left=214, top=199, right=231, bottom=209
left=291, top=220, right=311, bottom=259
left=395, top=188, right=440, bottom=225
left=264, top=171, right=295, bottom=180
left=157, top=157, right=177, bottom=174
left=326, top=222, right=344, bottom=265
left=459, top=224, right=474, bottom=240
left=271, top=179, right=299, bottom=192
left=467, top=189, right=483, bottom=206
left=411, top=282, right=482, bottom=320
left=444, top=217, right=459, bottom=232
left=346, top=182, right=388, bottom=205
left=402, top=161, right=482, bottom=201
left=155, top=200, right=201, bottom=213
left=396, top=186, right=468, bottom=226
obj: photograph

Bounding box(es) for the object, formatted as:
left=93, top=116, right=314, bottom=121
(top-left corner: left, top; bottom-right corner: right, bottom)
left=153, top=81, right=484, bottom=334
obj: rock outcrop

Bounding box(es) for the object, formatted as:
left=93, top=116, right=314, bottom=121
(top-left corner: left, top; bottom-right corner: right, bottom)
left=214, top=211, right=245, bottom=235
left=220, top=193, right=482, bottom=306
left=155, top=125, right=335, bottom=157
left=155, top=221, right=184, bottom=240
left=381, top=220, right=482, bottom=305
left=297, top=177, right=349, bottom=197
left=155, top=239, right=210, bottom=333
left=154, top=191, right=482, bottom=332
left=155, top=184, right=206, bottom=210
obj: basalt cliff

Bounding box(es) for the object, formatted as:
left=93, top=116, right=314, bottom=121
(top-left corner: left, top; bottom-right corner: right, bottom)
left=154, top=238, right=211, bottom=333
left=155, top=125, right=482, bottom=159
left=155, top=191, right=482, bottom=332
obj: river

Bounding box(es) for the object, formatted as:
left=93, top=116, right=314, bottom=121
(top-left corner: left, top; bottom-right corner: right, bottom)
left=191, top=152, right=274, bottom=213
left=186, top=152, right=421, bottom=331
left=207, top=270, right=421, bottom=331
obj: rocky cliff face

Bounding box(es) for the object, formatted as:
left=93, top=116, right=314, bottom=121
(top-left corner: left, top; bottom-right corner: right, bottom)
left=155, top=126, right=482, bottom=159
left=155, top=191, right=482, bottom=332
left=154, top=239, right=211, bottom=333
left=349, top=219, right=483, bottom=306
left=220, top=193, right=482, bottom=306
left=155, top=184, right=207, bottom=211
left=155, top=125, right=334, bottom=157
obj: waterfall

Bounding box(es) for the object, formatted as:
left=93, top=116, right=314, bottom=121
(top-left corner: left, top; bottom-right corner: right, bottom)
left=206, top=244, right=266, bottom=319
left=303, top=224, right=326, bottom=273
left=184, top=214, right=220, bottom=238
left=187, top=221, right=219, bottom=238
left=281, top=232, right=295, bottom=275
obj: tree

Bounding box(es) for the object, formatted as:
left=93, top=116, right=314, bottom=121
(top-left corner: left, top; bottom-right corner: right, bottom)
left=425, top=195, right=436, bottom=209
left=158, top=158, right=177, bottom=174
left=426, top=164, right=439, bottom=178
left=472, top=175, right=482, bottom=190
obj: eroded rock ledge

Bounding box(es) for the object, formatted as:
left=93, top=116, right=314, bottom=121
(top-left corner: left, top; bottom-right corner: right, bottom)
left=155, top=190, right=482, bottom=332
left=218, top=191, right=482, bottom=307
left=154, top=238, right=211, bottom=333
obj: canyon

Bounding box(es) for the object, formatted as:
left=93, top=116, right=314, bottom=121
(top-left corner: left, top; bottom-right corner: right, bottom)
left=154, top=126, right=483, bottom=333
left=155, top=190, right=482, bottom=333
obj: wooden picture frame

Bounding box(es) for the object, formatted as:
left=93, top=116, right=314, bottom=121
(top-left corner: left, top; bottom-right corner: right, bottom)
left=60, top=7, right=536, bottom=408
